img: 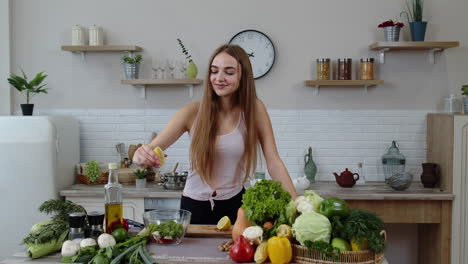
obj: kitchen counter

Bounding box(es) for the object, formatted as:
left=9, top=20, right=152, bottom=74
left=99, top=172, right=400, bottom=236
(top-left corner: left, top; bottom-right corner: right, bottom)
left=60, top=181, right=453, bottom=200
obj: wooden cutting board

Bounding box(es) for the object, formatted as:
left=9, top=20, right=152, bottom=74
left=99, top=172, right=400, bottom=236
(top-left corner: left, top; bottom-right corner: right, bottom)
left=186, top=225, right=232, bottom=238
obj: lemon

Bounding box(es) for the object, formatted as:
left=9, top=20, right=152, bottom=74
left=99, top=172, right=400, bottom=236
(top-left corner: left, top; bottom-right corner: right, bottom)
left=153, top=147, right=165, bottom=166
left=217, top=216, right=231, bottom=231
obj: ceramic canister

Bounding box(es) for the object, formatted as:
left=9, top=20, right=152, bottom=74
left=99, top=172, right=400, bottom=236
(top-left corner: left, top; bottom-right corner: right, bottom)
left=71, top=25, right=86, bottom=45
left=88, top=25, right=104, bottom=46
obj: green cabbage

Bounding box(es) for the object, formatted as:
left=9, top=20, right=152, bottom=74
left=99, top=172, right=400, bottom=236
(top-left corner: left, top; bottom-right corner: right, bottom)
left=292, top=211, right=332, bottom=246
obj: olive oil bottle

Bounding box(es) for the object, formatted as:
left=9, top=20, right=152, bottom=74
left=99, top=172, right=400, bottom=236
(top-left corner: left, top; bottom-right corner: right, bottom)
left=105, top=163, right=123, bottom=233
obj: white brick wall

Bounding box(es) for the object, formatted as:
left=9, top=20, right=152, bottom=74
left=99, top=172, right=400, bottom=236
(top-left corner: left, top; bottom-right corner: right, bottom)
left=35, top=109, right=428, bottom=182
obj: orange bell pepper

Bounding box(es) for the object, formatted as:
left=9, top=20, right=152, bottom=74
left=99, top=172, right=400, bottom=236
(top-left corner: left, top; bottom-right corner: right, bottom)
left=267, top=236, right=292, bottom=264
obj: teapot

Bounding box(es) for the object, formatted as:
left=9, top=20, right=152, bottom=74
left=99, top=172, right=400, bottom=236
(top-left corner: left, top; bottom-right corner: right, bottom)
left=333, top=168, right=359, bottom=188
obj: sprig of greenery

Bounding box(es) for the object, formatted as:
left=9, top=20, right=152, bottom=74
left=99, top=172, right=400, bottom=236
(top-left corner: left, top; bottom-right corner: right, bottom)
left=85, top=160, right=101, bottom=183
left=177, top=38, right=193, bottom=63
left=39, top=199, right=87, bottom=222
left=121, top=54, right=143, bottom=64
left=461, top=85, right=468, bottom=96
left=303, top=240, right=341, bottom=261
left=400, top=0, right=424, bottom=23
left=134, top=168, right=148, bottom=179
left=7, top=69, right=48, bottom=104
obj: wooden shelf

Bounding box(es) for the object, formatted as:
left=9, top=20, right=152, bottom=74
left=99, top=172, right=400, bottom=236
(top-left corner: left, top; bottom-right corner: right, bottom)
left=121, top=79, right=203, bottom=85
left=121, top=79, right=203, bottom=99
left=369, top=41, right=459, bottom=64
left=305, top=80, right=384, bottom=95
left=61, top=45, right=142, bottom=52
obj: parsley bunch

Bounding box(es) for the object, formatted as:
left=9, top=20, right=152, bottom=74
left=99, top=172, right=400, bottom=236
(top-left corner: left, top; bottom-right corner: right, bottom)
left=242, top=179, right=291, bottom=225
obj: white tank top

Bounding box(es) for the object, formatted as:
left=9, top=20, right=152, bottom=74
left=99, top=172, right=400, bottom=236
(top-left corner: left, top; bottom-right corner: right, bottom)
left=183, top=112, right=246, bottom=209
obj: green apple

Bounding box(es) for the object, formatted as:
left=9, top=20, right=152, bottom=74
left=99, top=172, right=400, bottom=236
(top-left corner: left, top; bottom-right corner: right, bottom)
left=331, top=237, right=351, bottom=251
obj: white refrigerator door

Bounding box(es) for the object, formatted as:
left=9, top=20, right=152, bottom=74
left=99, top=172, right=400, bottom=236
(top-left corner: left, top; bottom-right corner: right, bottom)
left=0, top=116, right=79, bottom=259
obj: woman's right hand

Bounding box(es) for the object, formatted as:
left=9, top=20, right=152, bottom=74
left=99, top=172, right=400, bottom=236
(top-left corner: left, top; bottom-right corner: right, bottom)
left=132, top=144, right=161, bottom=168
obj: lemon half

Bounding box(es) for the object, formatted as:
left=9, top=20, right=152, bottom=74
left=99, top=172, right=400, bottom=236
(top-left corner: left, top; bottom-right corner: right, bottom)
left=217, top=216, right=231, bottom=231
left=153, top=147, right=165, bottom=166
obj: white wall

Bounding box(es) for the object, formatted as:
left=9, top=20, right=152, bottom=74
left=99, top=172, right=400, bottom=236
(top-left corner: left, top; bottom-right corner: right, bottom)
left=0, top=0, right=10, bottom=115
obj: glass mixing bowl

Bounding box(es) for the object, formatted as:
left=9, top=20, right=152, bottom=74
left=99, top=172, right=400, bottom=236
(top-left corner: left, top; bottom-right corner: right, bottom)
left=142, top=209, right=191, bottom=245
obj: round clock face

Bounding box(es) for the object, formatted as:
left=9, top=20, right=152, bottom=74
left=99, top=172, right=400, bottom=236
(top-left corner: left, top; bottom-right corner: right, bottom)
left=229, top=30, right=276, bottom=79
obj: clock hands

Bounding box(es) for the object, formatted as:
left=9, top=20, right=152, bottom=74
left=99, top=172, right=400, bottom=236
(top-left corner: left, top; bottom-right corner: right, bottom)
left=247, top=52, right=255, bottom=58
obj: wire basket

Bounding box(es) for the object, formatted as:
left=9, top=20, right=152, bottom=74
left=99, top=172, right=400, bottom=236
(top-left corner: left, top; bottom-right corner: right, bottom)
left=293, top=245, right=384, bottom=264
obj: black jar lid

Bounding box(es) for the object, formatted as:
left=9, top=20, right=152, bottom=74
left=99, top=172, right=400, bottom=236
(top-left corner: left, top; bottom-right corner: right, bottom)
left=68, top=212, right=86, bottom=228
left=87, top=211, right=105, bottom=226
left=337, top=58, right=352, bottom=62
left=360, top=58, right=375, bottom=62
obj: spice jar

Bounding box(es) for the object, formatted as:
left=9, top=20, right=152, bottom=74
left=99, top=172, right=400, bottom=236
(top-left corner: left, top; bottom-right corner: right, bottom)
left=360, top=58, right=375, bottom=80
left=316, top=58, right=330, bottom=80
left=337, top=58, right=352, bottom=80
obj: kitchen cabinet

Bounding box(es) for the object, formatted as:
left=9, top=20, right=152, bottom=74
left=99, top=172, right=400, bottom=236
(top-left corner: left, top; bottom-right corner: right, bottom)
left=427, top=113, right=468, bottom=264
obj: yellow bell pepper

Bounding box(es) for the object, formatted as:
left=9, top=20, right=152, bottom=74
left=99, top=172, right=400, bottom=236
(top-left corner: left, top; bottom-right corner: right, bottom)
left=351, top=237, right=368, bottom=251
left=267, top=236, right=292, bottom=264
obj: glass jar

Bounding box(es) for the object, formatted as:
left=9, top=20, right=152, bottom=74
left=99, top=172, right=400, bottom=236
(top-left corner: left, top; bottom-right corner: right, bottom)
left=316, top=58, right=330, bottom=80
left=360, top=58, right=375, bottom=80
left=337, top=58, right=352, bottom=80
left=382, top=140, right=406, bottom=184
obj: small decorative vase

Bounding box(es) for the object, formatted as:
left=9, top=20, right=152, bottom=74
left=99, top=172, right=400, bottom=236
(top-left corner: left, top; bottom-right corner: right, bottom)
left=20, top=104, right=34, bottom=116
left=420, top=163, right=440, bottom=188
left=463, top=97, right=468, bottom=114
left=186, top=61, right=198, bottom=79
left=123, top=63, right=139, bottom=79
left=384, top=26, right=401, bottom=41
left=304, top=147, right=317, bottom=184
left=410, top=21, right=427, bottom=41
left=135, top=178, right=146, bottom=188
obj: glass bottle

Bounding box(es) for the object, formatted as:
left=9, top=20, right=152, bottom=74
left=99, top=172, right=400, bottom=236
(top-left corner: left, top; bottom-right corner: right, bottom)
left=316, top=58, right=330, bottom=80
left=382, top=141, right=406, bottom=184
left=356, top=162, right=366, bottom=185
left=304, top=147, right=317, bottom=183
left=105, top=163, right=123, bottom=233
left=68, top=212, right=86, bottom=242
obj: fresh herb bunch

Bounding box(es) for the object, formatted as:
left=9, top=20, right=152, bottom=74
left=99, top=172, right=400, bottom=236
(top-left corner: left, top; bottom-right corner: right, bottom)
left=7, top=69, right=48, bottom=104
left=121, top=54, right=143, bottom=64
left=333, top=209, right=386, bottom=253
left=242, top=179, right=291, bottom=225
left=39, top=199, right=87, bottom=221
left=303, top=240, right=341, bottom=261
left=134, top=168, right=148, bottom=179
left=400, top=0, right=424, bottom=23
left=177, top=38, right=193, bottom=63
left=84, top=160, right=101, bottom=183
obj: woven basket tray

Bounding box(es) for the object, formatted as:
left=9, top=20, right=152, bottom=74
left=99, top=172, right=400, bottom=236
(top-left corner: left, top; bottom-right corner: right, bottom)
left=76, top=172, right=109, bottom=185
left=293, top=244, right=384, bottom=264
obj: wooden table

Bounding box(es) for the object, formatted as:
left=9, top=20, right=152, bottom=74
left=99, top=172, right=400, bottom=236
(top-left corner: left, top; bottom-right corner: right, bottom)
left=310, top=182, right=453, bottom=264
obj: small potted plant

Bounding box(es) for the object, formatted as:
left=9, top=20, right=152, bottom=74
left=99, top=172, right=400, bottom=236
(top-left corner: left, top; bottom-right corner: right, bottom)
left=378, top=20, right=404, bottom=41
left=462, top=85, right=468, bottom=114
left=177, top=38, right=198, bottom=79
left=400, top=0, right=427, bottom=41
left=134, top=168, right=148, bottom=188
left=7, top=69, right=48, bottom=116
left=122, top=53, right=142, bottom=79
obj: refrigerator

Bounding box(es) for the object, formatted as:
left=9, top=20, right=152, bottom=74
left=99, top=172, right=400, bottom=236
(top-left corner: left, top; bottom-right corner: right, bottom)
left=0, top=116, right=79, bottom=259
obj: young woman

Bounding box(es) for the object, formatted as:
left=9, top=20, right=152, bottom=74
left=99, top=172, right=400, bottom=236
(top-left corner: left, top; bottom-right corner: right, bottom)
left=132, top=44, right=297, bottom=224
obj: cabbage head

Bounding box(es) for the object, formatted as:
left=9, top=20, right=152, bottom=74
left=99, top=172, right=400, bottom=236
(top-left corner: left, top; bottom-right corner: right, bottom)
left=295, top=190, right=323, bottom=213
left=292, top=211, right=331, bottom=246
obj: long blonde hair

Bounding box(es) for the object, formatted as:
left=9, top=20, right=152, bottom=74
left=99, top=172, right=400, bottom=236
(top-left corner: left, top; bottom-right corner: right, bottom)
left=190, top=44, right=258, bottom=186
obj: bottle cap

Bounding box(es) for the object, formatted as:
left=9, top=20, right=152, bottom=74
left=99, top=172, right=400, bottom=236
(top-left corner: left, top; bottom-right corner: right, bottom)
left=108, top=163, right=118, bottom=170
left=68, top=212, right=86, bottom=228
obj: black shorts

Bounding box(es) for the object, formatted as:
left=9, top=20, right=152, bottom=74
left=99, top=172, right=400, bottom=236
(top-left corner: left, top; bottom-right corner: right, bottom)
left=180, top=188, right=245, bottom=225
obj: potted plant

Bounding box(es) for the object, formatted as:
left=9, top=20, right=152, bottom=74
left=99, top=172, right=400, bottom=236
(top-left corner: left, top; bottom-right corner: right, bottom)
left=400, top=0, right=427, bottom=41
left=462, top=85, right=468, bottom=114
left=378, top=20, right=404, bottom=41
left=122, top=54, right=142, bottom=80
left=134, top=168, right=147, bottom=188
left=7, top=69, right=48, bottom=116
left=177, top=38, right=198, bottom=79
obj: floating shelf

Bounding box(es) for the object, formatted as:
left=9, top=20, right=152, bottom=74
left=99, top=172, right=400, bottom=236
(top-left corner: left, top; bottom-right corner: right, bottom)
left=62, top=45, right=142, bottom=60
left=369, top=41, right=459, bottom=64
left=121, top=79, right=203, bottom=99
left=305, top=80, right=384, bottom=95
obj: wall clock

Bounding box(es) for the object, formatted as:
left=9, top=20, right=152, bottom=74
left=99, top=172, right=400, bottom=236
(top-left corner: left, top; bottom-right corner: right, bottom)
left=229, top=29, right=276, bottom=79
